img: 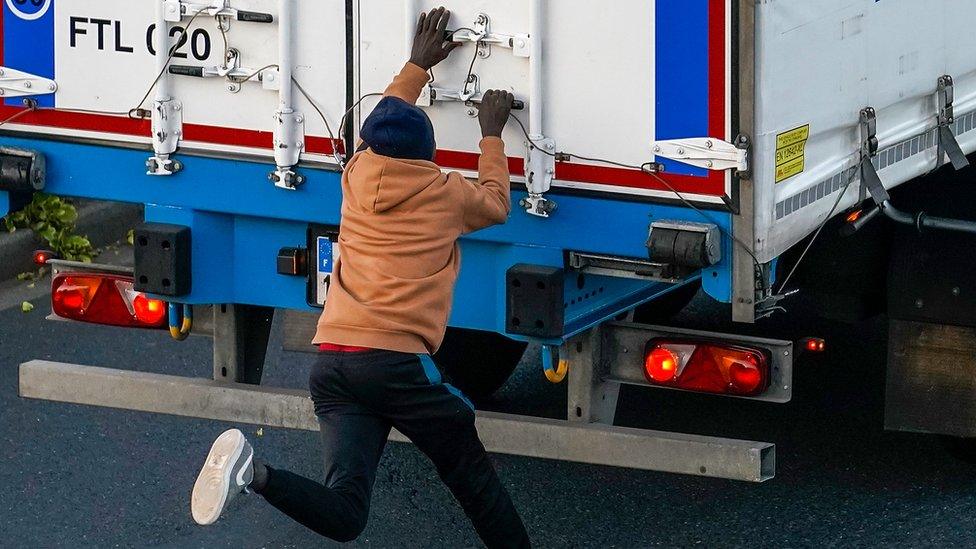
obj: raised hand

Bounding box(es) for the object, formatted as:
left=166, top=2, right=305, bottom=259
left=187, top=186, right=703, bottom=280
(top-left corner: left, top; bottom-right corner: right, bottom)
left=478, top=90, right=514, bottom=138
left=409, top=7, right=461, bottom=71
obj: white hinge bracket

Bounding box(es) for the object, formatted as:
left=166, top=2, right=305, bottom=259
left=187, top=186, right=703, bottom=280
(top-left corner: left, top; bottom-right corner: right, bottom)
left=0, top=67, right=57, bottom=98
left=652, top=137, right=749, bottom=173
left=147, top=99, right=184, bottom=176
left=269, top=109, right=307, bottom=190
left=519, top=137, right=558, bottom=218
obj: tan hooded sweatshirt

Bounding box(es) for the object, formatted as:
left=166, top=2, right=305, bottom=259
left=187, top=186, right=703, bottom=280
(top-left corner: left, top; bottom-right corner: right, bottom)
left=312, top=62, right=511, bottom=355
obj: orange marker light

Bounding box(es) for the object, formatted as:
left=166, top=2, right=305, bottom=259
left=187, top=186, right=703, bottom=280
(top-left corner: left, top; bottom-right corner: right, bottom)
left=803, top=338, right=826, bottom=352
left=846, top=210, right=863, bottom=224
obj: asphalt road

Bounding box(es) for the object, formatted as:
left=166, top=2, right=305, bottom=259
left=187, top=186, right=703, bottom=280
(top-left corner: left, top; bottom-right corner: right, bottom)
left=3, top=261, right=976, bottom=547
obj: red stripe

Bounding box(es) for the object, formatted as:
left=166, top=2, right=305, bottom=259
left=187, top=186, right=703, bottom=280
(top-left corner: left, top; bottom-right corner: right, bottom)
left=432, top=150, right=725, bottom=196
left=0, top=106, right=343, bottom=155
left=707, top=0, right=727, bottom=142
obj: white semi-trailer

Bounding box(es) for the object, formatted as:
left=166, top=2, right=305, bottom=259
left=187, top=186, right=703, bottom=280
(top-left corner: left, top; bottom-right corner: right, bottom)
left=3, top=0, right=976, bottom=481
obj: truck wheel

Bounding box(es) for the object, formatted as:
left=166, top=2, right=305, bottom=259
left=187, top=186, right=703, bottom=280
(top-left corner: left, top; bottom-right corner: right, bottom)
left=434, top=328, right=528, bottom=399
left=631, top=281, right=701, bottom=324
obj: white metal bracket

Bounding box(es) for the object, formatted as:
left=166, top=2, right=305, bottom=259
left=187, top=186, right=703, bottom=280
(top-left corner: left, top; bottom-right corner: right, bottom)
left=0, top=67, right=57, bottom=98
left=652, top=137, right=749, bottom=173
left=449, top=13, right=532, bottom=60
left=520, top=137, right=558, bottom=218
left=269, top=109, right=307, bottom=190
left=147, top=99, right=184, bottom=176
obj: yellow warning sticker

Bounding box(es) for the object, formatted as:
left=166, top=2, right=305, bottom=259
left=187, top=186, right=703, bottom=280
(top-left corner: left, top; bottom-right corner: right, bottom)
left=775, top=157, right=805, bottom=183
left=775, top=124, right=810, bottom=183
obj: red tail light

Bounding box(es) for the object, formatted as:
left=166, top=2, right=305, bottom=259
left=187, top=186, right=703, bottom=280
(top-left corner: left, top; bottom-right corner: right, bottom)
left=52, top=273, right=168, bottom=329
left=643, top=339, right=771, bottom=396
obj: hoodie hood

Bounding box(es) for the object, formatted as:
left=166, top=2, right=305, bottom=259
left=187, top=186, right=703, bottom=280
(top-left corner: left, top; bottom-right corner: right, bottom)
left=345, top=149, right=444, bottom=213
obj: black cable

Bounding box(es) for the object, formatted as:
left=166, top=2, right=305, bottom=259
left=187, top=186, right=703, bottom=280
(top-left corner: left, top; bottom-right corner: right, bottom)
left=776, top=164, right=858, bottom=293
left=232, top=64, right=279, bottom=84
left=292, top=76, right=343, bottom=165
left=461, top=35, right=481, bottom=97
left=338, top=92, right=384, bottom=140
left=132, top=11, right=204, bottom=114
left=0, top=101, right=38, bottom=129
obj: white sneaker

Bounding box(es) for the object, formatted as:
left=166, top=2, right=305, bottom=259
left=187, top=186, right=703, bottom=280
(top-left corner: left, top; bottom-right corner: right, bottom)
left=191, top=428, right=254, bottom=526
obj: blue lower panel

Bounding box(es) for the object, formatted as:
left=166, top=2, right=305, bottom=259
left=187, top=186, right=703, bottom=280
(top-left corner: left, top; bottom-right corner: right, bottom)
left=1, top=138, right=736, bottom=338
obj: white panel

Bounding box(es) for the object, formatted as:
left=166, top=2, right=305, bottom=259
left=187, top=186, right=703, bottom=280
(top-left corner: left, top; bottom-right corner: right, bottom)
left=754, top=0, right=976, bottom=263
left=357, top=0, right=655, bottom=186
left=51, top=0, right=346, bottom=161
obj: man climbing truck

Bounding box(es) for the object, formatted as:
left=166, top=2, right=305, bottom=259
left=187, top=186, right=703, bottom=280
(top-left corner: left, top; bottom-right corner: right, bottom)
left=8, top=0, right=976, bottom=537
left=190, top=8, right=530, bottom=547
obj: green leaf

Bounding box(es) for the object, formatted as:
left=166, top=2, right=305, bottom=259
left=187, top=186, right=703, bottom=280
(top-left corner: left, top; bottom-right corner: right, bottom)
left=38, top=225, right=58, bottom=243
left=126, top=229, right=134, bottom=246
left=16, top=272, right=33, bottom=281
left=21, top=301, right=34, bottom=313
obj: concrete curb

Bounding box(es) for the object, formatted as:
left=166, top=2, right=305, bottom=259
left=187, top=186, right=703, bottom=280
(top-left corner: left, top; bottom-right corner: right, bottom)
left=0, top=200, right=143, bottom=281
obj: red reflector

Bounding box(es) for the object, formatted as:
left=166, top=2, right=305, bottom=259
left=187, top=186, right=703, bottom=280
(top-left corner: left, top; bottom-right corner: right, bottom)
left=51, top=273, right=168, bottom=329
left=644, top=347, right=680, bottom=383
left=643, top=340, right=771, bottom=397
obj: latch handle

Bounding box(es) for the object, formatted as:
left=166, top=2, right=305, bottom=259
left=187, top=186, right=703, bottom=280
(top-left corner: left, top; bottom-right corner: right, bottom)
left=169, top=65, right=205, bottom=78
left=236, top=10, right=273, bottom=23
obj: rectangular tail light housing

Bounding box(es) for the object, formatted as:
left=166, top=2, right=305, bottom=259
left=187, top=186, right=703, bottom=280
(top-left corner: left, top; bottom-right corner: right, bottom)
left=51, top=272, right=168, bottom=329
left=603, top=322, right=793, bottom=403
left=643, top=340, right=771, bottom=396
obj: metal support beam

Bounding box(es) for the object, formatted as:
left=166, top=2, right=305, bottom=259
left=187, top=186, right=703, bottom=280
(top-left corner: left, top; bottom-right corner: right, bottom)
left=212, top=304, right=275, bottom=385
left=18, top=361, right=775, bottom=482
left=564, top=330, right=620, bottom=424
left=731, top=0, right=757, bottom=323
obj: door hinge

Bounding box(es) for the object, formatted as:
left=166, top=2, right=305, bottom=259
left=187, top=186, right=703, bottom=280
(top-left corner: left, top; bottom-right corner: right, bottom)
left=652, top=137, right=749, bottom=173
left=0, top=67, right=57, bottom=98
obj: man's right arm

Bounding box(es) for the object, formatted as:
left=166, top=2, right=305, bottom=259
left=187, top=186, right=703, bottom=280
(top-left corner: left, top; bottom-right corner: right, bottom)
left=460, top=90, right=515, bottom=233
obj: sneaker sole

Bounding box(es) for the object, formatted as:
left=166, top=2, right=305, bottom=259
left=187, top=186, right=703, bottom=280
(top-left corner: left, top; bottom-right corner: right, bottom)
left=191, top=429, right=246, bottom=525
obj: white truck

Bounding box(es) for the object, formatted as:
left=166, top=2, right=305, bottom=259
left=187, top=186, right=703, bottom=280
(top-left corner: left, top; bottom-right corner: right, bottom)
left=3, top=0, right=976, bottom=482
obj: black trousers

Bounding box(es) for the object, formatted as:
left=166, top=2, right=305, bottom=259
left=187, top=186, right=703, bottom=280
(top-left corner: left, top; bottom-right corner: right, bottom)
left=256, top=349, right=530, bottom=548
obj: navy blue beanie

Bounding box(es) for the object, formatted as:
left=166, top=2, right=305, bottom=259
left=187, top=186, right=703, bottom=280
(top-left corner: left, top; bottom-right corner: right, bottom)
left=360, top=97, right=436, bottom=161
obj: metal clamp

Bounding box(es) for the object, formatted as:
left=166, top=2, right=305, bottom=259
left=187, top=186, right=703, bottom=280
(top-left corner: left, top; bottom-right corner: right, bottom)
left=269, top=110, right=306, bottom=190
left=163, top=0, right=273, bottom=25
left=652, top=137, right=749, bottom=173
left=520, top=137, right=558, bottom=218
left=937, top=75, right=970, bottom=170
left=859, top=107, right=888, bottom=205
left=0, top=67, right=57, bottom=99
left=147, top=99, right=184, bottom=176
left=449, top=13, right=532, bottom=60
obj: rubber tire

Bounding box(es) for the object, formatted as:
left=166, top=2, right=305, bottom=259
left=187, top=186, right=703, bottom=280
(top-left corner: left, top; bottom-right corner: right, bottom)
left=631, top=281, right=701, bottom=324
left=434, top=327, right=528, bottom=399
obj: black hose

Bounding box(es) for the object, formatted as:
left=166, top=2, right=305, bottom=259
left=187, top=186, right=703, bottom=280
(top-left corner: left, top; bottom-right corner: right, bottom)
left=881, top=200, right=976, bottom=235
